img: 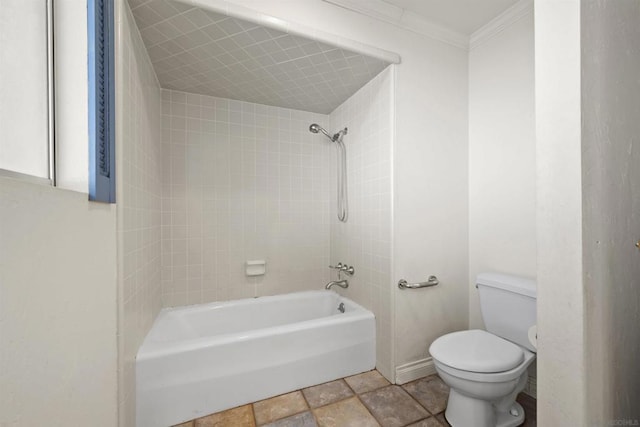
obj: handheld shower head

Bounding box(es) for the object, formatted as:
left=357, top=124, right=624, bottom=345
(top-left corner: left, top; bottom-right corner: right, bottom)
left=309, top=123, right=349, bottom=222
left=309, top=123, right=332, bottom=140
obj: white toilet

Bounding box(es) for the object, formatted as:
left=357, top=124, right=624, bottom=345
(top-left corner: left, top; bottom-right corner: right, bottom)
left=429, top=272, right=536, bottom=427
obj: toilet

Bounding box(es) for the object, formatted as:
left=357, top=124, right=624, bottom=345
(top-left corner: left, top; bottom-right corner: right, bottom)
left=429, top=273, right=536, bottom=427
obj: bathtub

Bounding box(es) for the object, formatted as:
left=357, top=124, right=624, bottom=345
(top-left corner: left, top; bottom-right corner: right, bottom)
left=136, top=290, right=376, bottom=427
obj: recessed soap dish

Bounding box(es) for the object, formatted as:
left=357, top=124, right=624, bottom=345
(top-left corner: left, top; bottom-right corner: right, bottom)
left=246, top=260, right=266, bottom=276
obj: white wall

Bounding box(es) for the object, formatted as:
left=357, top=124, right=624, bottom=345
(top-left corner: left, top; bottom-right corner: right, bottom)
left=55, top=0, right=89, bottom=192
left=115, top=0, right=163, bottom=425
left=468, top=12, right=536, bottom=329
left=468, top=7, right=537, bottom=398
left=581, top=0, right=640, bottom=423
left=390, top=28, right=468, bottom=377
left=214, top=0, right=469, bottom=382
left=0, top=0, right=49, bottom=179
left=329, top=66, right=394, bottom=380
left=0, top=178, right=118, bottom=426
left=535, top=0, right=587, bottom=424
left=160, top=90, right=330, bottom=306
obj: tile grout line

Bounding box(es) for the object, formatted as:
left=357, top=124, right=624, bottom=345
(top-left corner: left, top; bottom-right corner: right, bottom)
left=253, top=391, right=309, bottom=426
left=180, top=383, right=528, bottom=427
left=356, top=385, right=432, bottom=427
left=398, top=381, right=435, bottom=417
left=180, top=370, right=454, bottom=427
left=353, top=394, right=382, bottom=427
left=250, top=402, right=257, bottom=426
left=297, top=386, right=321, bottom=426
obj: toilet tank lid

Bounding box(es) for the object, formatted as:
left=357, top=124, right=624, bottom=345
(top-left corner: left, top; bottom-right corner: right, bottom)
left=476, top=272, right=536, bottom=298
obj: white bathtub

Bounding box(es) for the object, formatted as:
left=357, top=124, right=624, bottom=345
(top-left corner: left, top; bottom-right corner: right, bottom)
left=136, top=290, right=376, bottom=427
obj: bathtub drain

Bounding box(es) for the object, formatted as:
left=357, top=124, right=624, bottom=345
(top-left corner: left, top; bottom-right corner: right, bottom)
left=338, top=303, right=345, bottom=313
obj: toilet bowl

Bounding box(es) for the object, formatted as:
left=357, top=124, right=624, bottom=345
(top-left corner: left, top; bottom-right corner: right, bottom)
left=429, top=273, right=537, bottom=427
left=430, top=330, right=535, bottom=427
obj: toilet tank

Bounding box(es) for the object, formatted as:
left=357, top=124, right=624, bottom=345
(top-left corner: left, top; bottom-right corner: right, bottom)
left=477, top=272, right=537, bottom=352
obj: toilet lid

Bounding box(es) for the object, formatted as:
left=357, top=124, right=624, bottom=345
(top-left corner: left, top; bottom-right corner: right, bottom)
left=429, top=330, right=524, bottom=373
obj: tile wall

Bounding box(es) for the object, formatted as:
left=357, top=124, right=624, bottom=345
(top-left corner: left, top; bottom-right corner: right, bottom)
left=329, top=66, right=394, bottom=380
left=116, top=1, right=163, bottom=425
left=160, top=90, right=332, bottom=305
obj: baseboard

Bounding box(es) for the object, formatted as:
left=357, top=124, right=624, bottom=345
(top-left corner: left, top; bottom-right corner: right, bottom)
left=395, top=357, right=437, bottom=385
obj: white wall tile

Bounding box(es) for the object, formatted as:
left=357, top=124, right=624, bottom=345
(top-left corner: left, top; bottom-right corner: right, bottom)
left=161, top=90, right=332, bottom=303
left=116, top=1, right=163, bottom=426
left=329, top=66, right=394, bottom=380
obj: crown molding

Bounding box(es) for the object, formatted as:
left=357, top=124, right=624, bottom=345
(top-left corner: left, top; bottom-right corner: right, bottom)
left=469, top=0, right=534, bottom=50
left=322, top=0, right=469, bottom=50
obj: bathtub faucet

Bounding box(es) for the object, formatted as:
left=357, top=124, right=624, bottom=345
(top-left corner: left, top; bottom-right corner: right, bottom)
left=325, top=279, right=349, bottom=290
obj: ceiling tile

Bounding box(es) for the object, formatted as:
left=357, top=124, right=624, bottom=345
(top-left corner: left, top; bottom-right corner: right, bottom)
left=216, top=18, right=245, bottom=37
left=148, top=0, right=181, bottom=22
left=201, top=23, right=228, bottom=42
left=131, top=4, right=163, bottom=29
left=202, top=10, right=228, bottom=23
left=127, top=0, right=392, bottom=114
left=140, top=25, right=168, bottom=46
left=153, top=20, right=183, bottom=40
left=129, top=0, right=151, bottom=9
left=182, top=8, right=214, bottom=28
left=228, top=31, right=256, bottom=47
left=246, top=27, right=274, bottom=44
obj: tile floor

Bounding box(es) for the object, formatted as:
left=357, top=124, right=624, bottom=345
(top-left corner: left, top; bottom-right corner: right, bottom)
left=173, top=370, right=537, bottom=427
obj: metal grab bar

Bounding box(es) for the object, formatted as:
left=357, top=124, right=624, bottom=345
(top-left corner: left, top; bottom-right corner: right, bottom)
left=398, top=276, right=439, bottom=290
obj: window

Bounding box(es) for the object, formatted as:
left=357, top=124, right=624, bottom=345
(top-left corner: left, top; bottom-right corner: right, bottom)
left=88, top=0, right=115, bottom=202
left=0, top=0, right=53, bottom=183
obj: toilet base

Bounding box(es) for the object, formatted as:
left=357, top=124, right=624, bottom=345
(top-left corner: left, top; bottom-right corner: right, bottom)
left=444, top=389, right=525, bottom=427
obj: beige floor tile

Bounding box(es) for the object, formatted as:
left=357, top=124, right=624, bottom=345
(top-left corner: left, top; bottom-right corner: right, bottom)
left=406, top=417, right=443, bottom=427
left=344, top=370, right=390, bottom=394
left=302, top=379, right=354, bottom=408
left=312, top=396, right=380, bottom=427
left=402, top=375, right=449, bottom=414
left=194, top=404, right=255, bottom=427
left=253, top=391, right=308, bottom=425
left=262, top=411, right=317, bottom=427
left=435, top=413, right=450, bottom=426
left=359, top=385, right=429, bottom=427
left=174, top=373, right=533, bottom=427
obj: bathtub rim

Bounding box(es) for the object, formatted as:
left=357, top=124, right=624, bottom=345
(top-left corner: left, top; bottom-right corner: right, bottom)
left=138, top=290, right=374, bottom=360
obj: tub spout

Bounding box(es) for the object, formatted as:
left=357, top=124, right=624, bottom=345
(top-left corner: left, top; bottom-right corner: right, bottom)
left=325, top=279, right=349, bottom=290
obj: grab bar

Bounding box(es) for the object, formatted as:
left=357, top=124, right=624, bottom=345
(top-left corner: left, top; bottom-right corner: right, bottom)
left=398, top=276, right=439, bottom=290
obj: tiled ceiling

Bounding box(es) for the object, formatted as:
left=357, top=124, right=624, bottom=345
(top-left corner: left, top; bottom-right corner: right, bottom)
left=128, top=0, right=391, bottom=114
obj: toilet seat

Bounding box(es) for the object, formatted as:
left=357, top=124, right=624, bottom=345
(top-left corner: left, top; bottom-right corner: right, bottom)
left=430, top=330, right=524, bottom=373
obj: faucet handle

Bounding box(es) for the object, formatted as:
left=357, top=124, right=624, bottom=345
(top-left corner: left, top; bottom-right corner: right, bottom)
left=341, top=265, right=355, bottom=276
left=330, top=263, right=354, bottom=275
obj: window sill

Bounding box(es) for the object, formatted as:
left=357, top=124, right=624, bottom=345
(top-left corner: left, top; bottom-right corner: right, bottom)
left=0, top=168, right=52, bottom=187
